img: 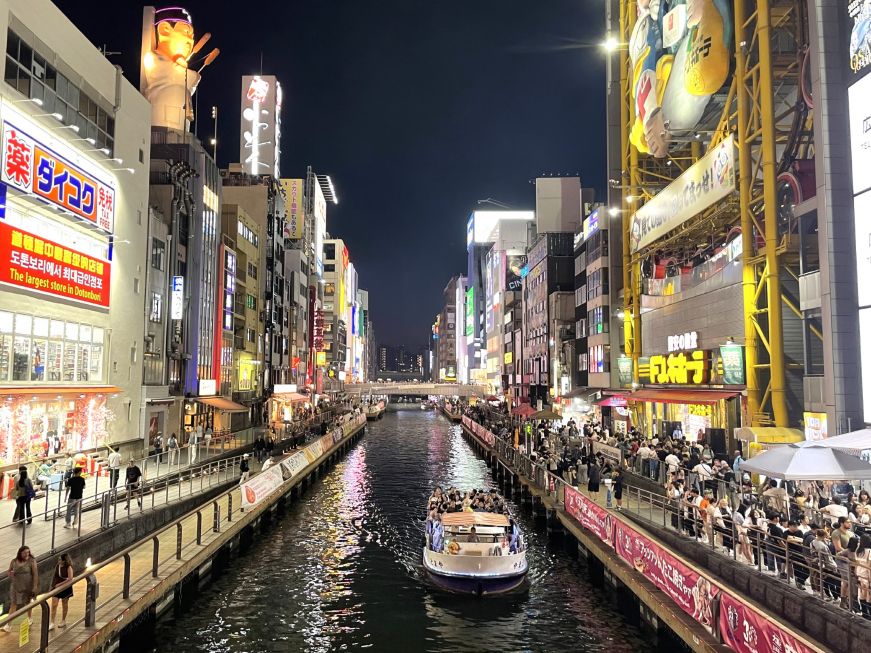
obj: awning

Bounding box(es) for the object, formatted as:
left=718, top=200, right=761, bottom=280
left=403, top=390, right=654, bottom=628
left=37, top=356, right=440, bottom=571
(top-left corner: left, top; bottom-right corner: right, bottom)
left=0, top=385, right=122, bottom=397
left=146, top=397, right=176, bottom=405
left=594, top=395, right=628, bottom=407
left=441, top=512, right=510, bottom=528
left=628, top=388, right=739, bottom=405
left=734, top=426, right=804, bottom=444
left=272, top=392, right=309, bottom=403
left=562, top=387, right=598, bottom=399
left=197, top=397, right=249, bottom=412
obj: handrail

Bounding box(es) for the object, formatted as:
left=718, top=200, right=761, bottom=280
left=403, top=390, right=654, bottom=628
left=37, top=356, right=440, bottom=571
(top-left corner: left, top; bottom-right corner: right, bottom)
left=0, top=415, right=365, bottom=650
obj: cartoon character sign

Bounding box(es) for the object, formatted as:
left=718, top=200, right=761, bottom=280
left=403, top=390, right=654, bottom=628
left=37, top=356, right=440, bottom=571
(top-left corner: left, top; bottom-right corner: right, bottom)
left=850, top=0, right=871, bottom=74
left=140, top=6, right=220, bottom=131
left=629, top=0, right=732, bottom=157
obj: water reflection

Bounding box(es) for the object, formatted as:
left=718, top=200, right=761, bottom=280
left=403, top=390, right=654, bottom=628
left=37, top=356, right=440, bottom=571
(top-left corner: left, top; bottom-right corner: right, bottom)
left=150, top=411, right=644, bottom=653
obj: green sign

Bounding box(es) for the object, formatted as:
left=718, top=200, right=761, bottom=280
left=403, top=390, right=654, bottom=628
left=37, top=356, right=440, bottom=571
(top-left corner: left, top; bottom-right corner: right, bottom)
left=719, top=344, right=745, bottom=385
left=617, top=356, right=633, bottom=387
left=464, top=287, right=474, bottom=336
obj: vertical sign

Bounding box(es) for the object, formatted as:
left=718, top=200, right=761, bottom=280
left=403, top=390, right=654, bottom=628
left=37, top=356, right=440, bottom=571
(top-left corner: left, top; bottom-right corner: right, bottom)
left=281, top=178, right=304, bottom=239
left=464, top=287, right=474, bottom=336
left=170, top=276, right=184, bottom=319
left=240, top=75, right=281, bottom=177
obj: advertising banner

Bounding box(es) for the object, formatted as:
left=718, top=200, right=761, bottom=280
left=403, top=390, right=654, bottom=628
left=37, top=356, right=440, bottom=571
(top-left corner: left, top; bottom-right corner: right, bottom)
left=303, top=442, right=320, bottom=464
left=281, top=178, right=304, bottom=239
left=281, top=451, right=309, bottom=479
left=718, top=344, right=746, bottom=385
left=630, top=135, right=736, bottom=253
left=318, top=434, right=334, bottom=452
left=719, top=593, right=815, bottom=653
left=240, top=465, right=285, bottom=508
left=240, top=75, right=281, bottom=177
left=849, top=75, right=871, bottom=196
left=505, top=254, right=527, bottom=291
left=564, top=486, right=613, bottom=546
left=2, top=120, right=116, bottom=233
left=0, top=220, right=111, bottom=307
left=614, top=520, right=717, bottom=630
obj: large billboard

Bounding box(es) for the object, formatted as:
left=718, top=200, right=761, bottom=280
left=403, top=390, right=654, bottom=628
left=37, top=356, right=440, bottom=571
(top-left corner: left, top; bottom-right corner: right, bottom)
left=849, top=0, right=871, bottom=78
left=281, top=178, right=304, bottom=239
left=629, top=0, right=733, bottom=157
left=849, top=73, right=871, bottom=196
left=630, top=135, right=736, bottom=252
left=1, top=119, right=116, bottom=234
left=464, top=287, right=474, bottom=337
left=505, top=254, right=527, bottom=291
left=313, top=181, right=327, bottom=277
left=240, top=75, right=282, bottom=178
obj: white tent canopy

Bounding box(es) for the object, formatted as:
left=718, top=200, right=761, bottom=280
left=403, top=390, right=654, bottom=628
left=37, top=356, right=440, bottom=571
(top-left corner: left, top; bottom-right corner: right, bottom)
left=739, top=444, right=871, bottom=480
left=801, top=429, right=871, bottom=451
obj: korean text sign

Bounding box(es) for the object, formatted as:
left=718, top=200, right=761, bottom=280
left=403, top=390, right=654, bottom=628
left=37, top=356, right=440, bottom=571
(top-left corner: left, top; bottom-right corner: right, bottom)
left=0, top=220, right=110, bottom=307
left=2, top=121, right=115, bottom=233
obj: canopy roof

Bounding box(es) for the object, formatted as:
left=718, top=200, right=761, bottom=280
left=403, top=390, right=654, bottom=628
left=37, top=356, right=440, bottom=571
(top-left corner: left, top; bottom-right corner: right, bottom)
left=802, top=429, right=871, bottom=451
left=739, top=444, right=871, bottom=480
left=440, top=512, right=510, bottom=528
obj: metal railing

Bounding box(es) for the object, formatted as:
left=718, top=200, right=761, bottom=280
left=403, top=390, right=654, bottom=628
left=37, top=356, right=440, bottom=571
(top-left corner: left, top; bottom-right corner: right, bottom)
left=2, top=453, right=248, bottom=554
left=465, top=417, right=871, bottom=620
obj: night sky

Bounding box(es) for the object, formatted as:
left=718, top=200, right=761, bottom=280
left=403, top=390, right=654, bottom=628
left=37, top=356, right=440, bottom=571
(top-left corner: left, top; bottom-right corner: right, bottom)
left=53, top=0, right=607, bottom=347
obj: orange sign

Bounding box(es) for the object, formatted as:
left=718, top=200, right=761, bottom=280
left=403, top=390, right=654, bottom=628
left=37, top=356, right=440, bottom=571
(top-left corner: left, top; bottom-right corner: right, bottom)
left=0, top=221, right=111, bottom=307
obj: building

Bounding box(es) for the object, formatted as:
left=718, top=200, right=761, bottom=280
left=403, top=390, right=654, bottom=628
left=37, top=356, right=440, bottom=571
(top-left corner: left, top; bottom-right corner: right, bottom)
left=0, top=0, right=151, bottom=460
left=281, top=177, right=309, bottom=387
left=435, top=276, right=463, bottom=382
left=322, top=237, right=349, bottom=389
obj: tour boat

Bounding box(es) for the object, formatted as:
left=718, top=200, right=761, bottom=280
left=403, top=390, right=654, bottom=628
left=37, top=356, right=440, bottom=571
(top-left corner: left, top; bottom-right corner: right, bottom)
left=366, top=401, right=385, bottom=420
left=423, top=511, right=527, bottom=595
left=421, top=400, right=433, bottom=410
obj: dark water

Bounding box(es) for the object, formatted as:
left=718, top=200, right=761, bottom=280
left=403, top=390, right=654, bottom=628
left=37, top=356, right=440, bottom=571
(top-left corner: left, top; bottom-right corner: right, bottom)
left=150, top=410, right=647, bottom=652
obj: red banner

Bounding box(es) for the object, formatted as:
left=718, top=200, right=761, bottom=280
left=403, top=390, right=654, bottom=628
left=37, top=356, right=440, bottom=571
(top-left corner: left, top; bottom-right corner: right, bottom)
left=719, top=593, right=815, bottom=653
left=614, top=520, right=717, bottom=630
left=0, top=220, right=110, bottom=307
left=564, top=485, right=613, bottom=546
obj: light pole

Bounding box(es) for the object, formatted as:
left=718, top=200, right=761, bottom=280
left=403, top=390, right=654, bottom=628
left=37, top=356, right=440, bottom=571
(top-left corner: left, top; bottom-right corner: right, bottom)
left=210, top=106, right=218, bottom=161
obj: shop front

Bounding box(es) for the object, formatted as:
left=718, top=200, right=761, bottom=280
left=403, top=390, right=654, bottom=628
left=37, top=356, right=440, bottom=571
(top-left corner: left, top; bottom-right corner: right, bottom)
left=268, top=384, right=310, bottom=432
left=0, top=386, right=119, bottom=464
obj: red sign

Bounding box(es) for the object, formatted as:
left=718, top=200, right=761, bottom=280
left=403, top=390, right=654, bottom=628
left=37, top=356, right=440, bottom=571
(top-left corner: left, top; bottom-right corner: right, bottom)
left=614, top=520, right=717, bottom=630
left=2, top=122, right=115, bottom=233
left=0, top=221, right=111, bottom=307
left=564, top=486, right=613, bottom=546
left=246, top=77, right=269, bottom=103
left=313, top=309, right=325, bottom=351
left=719, top=593, right=815, bottom=653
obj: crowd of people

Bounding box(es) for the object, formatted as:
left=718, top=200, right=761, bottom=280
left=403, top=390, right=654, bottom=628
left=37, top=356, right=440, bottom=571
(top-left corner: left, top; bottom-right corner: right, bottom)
left=461, top=401, right=871, bottom=618
left=425, top=486, right=521, bottom=555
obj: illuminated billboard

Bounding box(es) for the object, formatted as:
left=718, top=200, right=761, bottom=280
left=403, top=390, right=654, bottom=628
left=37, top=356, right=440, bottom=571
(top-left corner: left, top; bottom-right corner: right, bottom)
left=313, top=181, right=327, bottom=277
left=849, top=73, right=871, bottom=196
left=505, top=254, right=527, bottom=291
left=240, top=75, right=282, bottom=177
left=465, top=287, right=474, bottom=337
left=850, top=0, right=871, bottom=77
left=628, top=0, right=733, bottom=157
left=0, top=219, right=110, bottom=307
left=1, top=119, right=116, bottom=233
left=281, top=178, right=304, bottom=239
left=468, top=211, right=534, bottom=246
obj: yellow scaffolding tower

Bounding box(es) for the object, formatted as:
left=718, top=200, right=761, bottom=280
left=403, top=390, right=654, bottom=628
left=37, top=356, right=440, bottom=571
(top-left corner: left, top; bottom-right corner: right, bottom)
left=618, top=0, right=807, bottom=427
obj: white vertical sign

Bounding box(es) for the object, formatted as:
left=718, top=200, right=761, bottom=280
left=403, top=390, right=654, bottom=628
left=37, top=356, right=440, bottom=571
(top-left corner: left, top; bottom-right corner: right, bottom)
left=170, top=275, right=184, bottom=320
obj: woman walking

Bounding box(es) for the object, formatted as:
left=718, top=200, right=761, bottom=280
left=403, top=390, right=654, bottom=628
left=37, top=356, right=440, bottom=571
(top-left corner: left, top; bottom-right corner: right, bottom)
left=12, top=468, right=35, bottom=525
left=48, top=554, right=74, bottom=630
left=2, top=546, right=38, bottom=632
left=587, top=459, right=601, bottom=503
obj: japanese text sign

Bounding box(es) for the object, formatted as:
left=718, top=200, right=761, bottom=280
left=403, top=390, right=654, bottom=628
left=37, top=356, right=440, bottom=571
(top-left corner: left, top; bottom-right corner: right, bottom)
left=282, top=178, right=304, bottom=239
left=719, top=592, right=815, bottom=653
left=0, top=220, right=110, bottom=307
left=630, top=135, right=735, bottom=253
left=564, top=485, right=613, bottom=545
left=648, top=350, right=710, bottom=385
left=2, top=121, right=115, bottom=233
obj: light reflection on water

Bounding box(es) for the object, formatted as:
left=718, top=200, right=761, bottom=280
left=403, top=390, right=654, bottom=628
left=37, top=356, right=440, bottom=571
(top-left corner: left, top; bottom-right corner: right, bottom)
left=149, top=411, right=646, bottom=653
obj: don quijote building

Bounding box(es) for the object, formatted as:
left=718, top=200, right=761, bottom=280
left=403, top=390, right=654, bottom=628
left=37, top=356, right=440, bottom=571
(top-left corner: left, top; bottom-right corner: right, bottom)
left=0, top=0, right=151, bottom=464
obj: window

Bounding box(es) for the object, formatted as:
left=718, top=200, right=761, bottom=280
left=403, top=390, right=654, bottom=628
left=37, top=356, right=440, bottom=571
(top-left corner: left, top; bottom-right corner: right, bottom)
left=324, top=264, right=335, bottom=272
left=324, top=243, right=336, bottom=260
left=587, top=306, right=609, bottom=335
left=5, top=29, right=115, bottom=155
left=0, top=311, right=104, bottom=383
left=586, top=230, right=609, bottom=262
left=246, top=294, right=257, bottom=310
left=324, top=282, right=335, bottom=296
left=246, top=328, right=256, bottom=343
left=247, top=262, right=258, bottom=279
left=149, top=293, right=163, bottom=323
left=587, top=269, right=609, bottom=301
left=151, top=238, right=165, bottom=270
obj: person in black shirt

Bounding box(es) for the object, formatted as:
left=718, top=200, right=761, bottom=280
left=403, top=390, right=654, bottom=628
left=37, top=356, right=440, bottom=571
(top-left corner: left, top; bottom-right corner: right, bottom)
left=765, top=513, right=787, bottom=577
left=64, top=468, right=85, bottom=528
left=124, top=460, right=143, bottom=510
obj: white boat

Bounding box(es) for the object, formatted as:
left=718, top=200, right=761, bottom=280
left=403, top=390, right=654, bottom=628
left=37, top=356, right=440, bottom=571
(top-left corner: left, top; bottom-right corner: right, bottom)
left=423, top=511, right=527, bottom=595
left=366, top=401, right=385, bottom=420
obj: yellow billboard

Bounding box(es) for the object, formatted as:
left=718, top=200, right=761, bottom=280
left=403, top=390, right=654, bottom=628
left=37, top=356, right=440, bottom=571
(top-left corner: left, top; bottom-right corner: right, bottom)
left=281, top=179, right=305, bottom=239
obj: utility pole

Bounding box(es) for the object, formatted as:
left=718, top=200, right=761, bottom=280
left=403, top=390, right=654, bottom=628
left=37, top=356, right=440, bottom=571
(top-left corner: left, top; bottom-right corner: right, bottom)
left=210, top=106, right=218, bottom=161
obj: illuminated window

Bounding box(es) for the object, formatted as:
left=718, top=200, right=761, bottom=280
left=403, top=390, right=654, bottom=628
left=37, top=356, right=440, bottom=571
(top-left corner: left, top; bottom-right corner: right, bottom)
left=149, top=293, right=163, bottom=323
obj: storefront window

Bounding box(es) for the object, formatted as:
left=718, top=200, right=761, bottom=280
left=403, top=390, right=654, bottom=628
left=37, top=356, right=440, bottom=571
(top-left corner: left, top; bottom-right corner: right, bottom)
left=63, top=342, right=77, bottom=381
left=0, top=334, right=11, bottom=380
left=12, top=336, right=30, bottom=380
left=31, top=339, right=46, bottom=381
left=77, top=343, right=91, bottom=381
left=47, top=340, right=62, bottom=381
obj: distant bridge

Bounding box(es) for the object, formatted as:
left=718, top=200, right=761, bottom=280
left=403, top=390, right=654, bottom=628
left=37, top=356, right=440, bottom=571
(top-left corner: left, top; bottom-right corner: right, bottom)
left=345, top=383, right=487, bottom=397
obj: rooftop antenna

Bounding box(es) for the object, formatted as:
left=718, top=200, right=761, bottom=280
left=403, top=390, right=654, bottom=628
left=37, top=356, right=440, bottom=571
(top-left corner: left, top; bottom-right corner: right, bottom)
left=99, top=45, right=121, bottom=58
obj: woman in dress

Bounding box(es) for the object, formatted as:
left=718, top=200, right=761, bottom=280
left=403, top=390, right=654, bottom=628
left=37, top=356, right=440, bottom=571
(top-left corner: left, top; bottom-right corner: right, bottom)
left=2, top=546, right=38, bottom=632
left=49, top=554, right=74, bottom=630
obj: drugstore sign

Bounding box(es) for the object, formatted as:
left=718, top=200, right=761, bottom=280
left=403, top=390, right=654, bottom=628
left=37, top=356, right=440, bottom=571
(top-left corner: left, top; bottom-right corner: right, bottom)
left=0, top=220, right=110, bottom=307
left=1, top=120, right=115, bottom=233
left=647, top=350, right=710, bottom=385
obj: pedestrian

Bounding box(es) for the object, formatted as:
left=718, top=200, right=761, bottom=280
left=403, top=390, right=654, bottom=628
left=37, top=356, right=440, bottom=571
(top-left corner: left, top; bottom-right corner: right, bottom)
left=167, top=432, right=179, bottom=465
left=124, top=459, right=143, bottom=510
left=12, top=467, right=35, bottom=525
left=204, top=426, right=213, bottom=454
left=2, top=546, right=38, bottom=632
left=107, top=446, right=122, bottom=489
left=239, top=454, right=251, bottom=484
left=587, top=459, right=601, bottom=503
left=64, top=467, right=85, bottom=529
left=189, top=428, right=199, bottom=465
left=153, top=432, right=164, bottom=462
left=255, top=435, right=265, bottom=463
left=48, top=553, right=74, bottom=630
left=613, top=467, right=624, bottom=511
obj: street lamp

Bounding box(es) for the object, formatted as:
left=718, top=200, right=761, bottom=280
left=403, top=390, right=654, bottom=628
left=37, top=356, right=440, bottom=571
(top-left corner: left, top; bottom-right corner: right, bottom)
left=602, top=36, right=620, bottom=52
left=12, top=97, right=42, bottom=106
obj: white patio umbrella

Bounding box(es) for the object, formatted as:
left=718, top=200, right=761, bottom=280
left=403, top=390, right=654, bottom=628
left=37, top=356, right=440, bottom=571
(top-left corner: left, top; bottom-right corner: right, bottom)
left=800, top=429, right=871, bottom=451
left=739, top=444, right=871, bottom=480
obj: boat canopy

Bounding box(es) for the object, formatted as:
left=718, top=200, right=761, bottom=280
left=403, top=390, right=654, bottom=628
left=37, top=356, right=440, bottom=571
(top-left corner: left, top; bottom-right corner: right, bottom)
left=441, top=512, right=510, bottom=528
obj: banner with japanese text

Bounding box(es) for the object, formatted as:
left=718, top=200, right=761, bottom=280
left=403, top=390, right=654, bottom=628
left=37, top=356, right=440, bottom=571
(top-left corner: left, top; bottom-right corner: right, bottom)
left=614, top=520, right=717, bottom=632
left=0, top=220, right=110, bottom=307
left=240, top=465, right=284, bottom=508
left=2, top=120, right=115, bottom=233
left=719, top=592, right=816, bottom=653
left=564, top=486, right=613, bottom=546
left=281, top=452, right=309, bottom=479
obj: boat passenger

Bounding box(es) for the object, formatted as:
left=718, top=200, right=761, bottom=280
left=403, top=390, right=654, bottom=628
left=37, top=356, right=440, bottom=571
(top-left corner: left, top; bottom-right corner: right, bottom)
left=467, top=526, right=480, bottom=543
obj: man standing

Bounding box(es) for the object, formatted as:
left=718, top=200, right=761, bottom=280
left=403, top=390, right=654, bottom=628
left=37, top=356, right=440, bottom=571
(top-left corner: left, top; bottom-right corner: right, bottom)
left=124, top=459, right=143, bottom=510
left=732, top=450, right=745, bottom=476
left=107, top=447, right=122, bottom=489
left=167, top=432, right=179, bottom=465
left=203, top=426, right=213, bottom=455
left=153, top=432, right=164, bottom=463
left=239, top=454, right=251, bottom=484
left=63, top=467, right=85, bottom=529
left=189, top=427, right=200, bottom=465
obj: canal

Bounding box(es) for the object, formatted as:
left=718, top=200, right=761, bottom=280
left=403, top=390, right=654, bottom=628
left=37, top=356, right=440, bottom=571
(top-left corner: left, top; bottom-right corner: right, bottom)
left=147, top=410, right=649, bottom=652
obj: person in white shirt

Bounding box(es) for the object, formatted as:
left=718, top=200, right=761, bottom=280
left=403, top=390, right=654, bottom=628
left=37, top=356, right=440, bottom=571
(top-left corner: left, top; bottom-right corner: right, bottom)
left=665, top=451, right=681, bottom=478
left=107, top=447, right=122, bottom=489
